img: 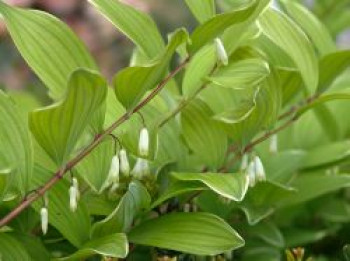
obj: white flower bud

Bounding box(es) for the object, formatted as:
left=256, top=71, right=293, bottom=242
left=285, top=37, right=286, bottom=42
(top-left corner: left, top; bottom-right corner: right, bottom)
left=247, top=160, right=257, bottom=188
left=69, top=186, right=78, bottom=212
left=108, top=155, right=120, bottom=183
left=108, top=182, right=119, bottom=198
left=269, top=134, right=278, bottom=153
left=119, top=149, right=130, bottom=176
left=131, top=158, right=149, bottom=179
left=254, top=156, right=266, bottom=182
left=240, top=154, right=249, bottom=171
left=183, top=203, right=191, bottom=213
left=40, top=207, right=48, bottom=235
left=72, top=177, right=80, bottom=200
left=138, top=127, right=149, bottom=156
left=215, top=38, right=228, bottom=66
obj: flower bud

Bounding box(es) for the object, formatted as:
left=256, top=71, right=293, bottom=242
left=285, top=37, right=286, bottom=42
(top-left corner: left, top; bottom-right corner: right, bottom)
left=240, top=154, right=249, bottom=171
left=72, top=177, right=80, bottom=200
left=269, top=134, right=278, bottom=153
left=119, top=149, right=130, bottom=176
left=131, top=158, right=149, bottom=179
left=69, top=186, right=78, bottom=212
left=215, top=38, right=228, bottom=66
left=254, top=156, right=266, bottom=182
left=138, top=127, right=149, bottom=156
left=108, top=155, right=120, bottom=183
left=40, top=207, right=48, bottom=235
left=247, top=160, right=257, bottom=188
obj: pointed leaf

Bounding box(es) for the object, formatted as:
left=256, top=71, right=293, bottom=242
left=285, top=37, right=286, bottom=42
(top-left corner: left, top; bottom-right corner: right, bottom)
left=89, top=0, right=164, bottom=59
left=0, top=233, right=32, bottom=260
left=29, top=69, right=107, bottom=166
left=259, top=9, right=318, bottom=93
left=189, top=0, right=271, bottom=53
left=114, top=29, right=188, bottom=109
left=184, top=0, right=216, bottom=23
left=171, top=172, right=249, bottom=201
left=129, top=212, right=245, bottom=255
left=0, top=2, right=97, bottom=99
left=281, top=0, right=336, bottom=56
left=0, top=91, right=33, bottom=196
left=59, top=233, right=128, bottom=260
left=92, top=181, right=151, bottom=238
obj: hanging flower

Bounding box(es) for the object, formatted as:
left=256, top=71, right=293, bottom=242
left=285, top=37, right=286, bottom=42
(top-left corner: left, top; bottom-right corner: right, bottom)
left=138, top=127, right=149, bottom=157
left=131, top=157, right=149, bottom=179
left=119, top=149, right=130, bottom=176
left=254, top=156, right=266, bottom=182
left=40, top=207, right=48, bottom=235
left=247, top=159, right=257, bottom=188
left=215, top=37, right=228, bottom=66
left=108, top=154, right=120, bottom=183
left=72, top=177, right=80, bottom=200
left=69, top=185, right=78, bottom=212
left=240, top=154, right=249, bottom=171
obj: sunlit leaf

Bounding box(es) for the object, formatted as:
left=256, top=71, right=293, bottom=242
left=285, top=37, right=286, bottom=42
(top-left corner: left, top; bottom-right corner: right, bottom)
left=184, top=0, right=216, bottom=23
left=129, top=212, right=245, bottom=255
left=29, top=69, right=107, bottom=166
left=88, top=0, right=164, bottom=59
left=0, top=1, right=97, bottom=99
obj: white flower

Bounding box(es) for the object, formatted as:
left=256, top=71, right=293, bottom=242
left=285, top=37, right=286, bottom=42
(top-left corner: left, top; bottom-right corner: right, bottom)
left=138, top=127, right=149, bottom=156
left=131, top=158, right=149, bottom=179
left=247, top=160, right=257, bottom=188
left=269, top=134, right=278, bottom=153
left=215, top=38, right=228, bottom=66
left=40, top=207, right=48, bottom=235
left=254, top=156, right=266, bottom=182
left=72, top=177, right=80, bottom=200
left=240, top=154, right=249, bottom=171
left=108, top=183, right=120, bottom=198
left=119, top=149, right=130, bottom=176
left=69, top=186, right=78, bottom=212
left=108, top=155, right=120, bottom=183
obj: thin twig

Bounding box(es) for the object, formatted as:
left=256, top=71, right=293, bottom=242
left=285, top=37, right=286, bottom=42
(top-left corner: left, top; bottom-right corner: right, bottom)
left=0, top=58, right=189, bottom=228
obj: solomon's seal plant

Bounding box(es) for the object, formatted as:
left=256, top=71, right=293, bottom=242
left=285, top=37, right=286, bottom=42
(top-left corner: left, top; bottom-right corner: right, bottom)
left=0, top=0, right=350, bottom=260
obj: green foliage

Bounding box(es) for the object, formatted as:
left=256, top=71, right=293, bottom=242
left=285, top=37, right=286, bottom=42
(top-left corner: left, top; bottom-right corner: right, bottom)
left=0, top=0, right=349, bottom=260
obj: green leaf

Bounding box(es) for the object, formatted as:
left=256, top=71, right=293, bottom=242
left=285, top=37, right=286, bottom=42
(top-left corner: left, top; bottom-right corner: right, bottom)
left=14, top=233, right=50, bottom=261
left=184, top=0, right=216, bottom=23
left=29, top=69, right=107, bottom=166
left=284, top=228, right=330, bottom=248
left=302, top=140, right=350, bottom=169
left=249, top=222, right=285, bottom=248
left=280, top=173, right=350, bottom=207
left=208, top=58, right=270, bottom=89
left=259, top=9, right=318, bottom=93
left=171, top=172, right=249, bottom=201
left=281, top=0, right=336, bottom=56
left=212, top=99, right=255, bottom=124
left=182, top=44, right=216, bottom=98
left=129, top=212, right=245, bottom=255
left=59, top=233, right=128, bottom=260
left=240, top=182, right=295, bottom=225
left=318, top=50, right=350, bottom=92
left=151, top=181, right=207, bottom=208
left=114, top=29, right=188, bottom=109
left=89, top=0, right=164, bottom=60
left=0, top=91, right=33, bottom=197
left=0, top=2, right=97, bottom=99
left=189, top=0, right=271, bottom=54
left=0, top=169, right=11, bottom=200
left=76, top=137, right=114, bottom=193
left=92, top=181, right=151, bottom=238
left=0, top=233, right=32, bottom=260
left=31, top=165, right=91, bottom=247
left=181, top=99, right=228, bottom=169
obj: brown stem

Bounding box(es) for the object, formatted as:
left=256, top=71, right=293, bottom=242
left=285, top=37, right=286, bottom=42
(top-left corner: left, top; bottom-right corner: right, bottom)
left=0, top=58, right=189, bottom=228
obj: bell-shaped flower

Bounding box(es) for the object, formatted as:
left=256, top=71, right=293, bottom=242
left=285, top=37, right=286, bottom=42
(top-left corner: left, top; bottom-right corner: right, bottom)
left=72, top=177, right=80, bottom=200
left=108, top=155, right=120, bottom=184
left=131, top=157, right=149, bottom=179
left=269, top=134, right=278, bottom=153
left=247, top=159, right=257, bottom=188
left=254, top=156, right=266, bottom=182
left=69, top=186, right=78, bottom=212
left=215, top=38, right=228, bottom=66
left=40, top=207, right=48, bottom=235
left=240, top=154, right=249, bottom=171
left=119, top=149, right=130, bottom=176
left=138, top=127, right=149, bottom=157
